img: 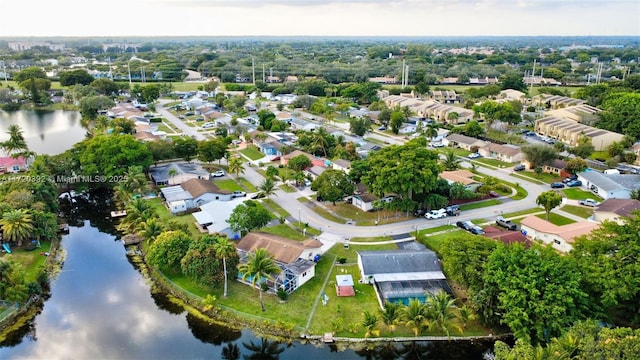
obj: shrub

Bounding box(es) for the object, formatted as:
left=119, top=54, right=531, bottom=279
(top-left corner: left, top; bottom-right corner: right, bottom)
left=277, top=288, right=288, bottom=301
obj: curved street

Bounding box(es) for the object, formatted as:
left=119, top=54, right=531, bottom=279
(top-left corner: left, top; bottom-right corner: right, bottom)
left=157, top=100, right=585, bottom=243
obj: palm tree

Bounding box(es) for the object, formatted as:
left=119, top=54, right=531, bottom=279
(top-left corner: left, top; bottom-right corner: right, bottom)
left=456, top=305, right=476, bottom=333
left=424, top=123, right=439, bottom=141
left=227, top=156, right=245, bottom=179
left=242, top=338, right=284, bottom=360
left=379, top=301, right=402, bottom=333
left=311, top=128, right=329, bottom=158
left=213, top=236, right=236, bottom=298
left=258, top=177, right=277, bottom=199
left=136, top=218, right=164, bottom=244
left=221, top=343, right=240, bottom=360
left=118, top=198, right=155, bottom=233
left=402, top=299, right=428, bottom=336
left=167, top=167, right=179, bottom=185
left=0, top=209, right=35, bottom=247
left=361, top=310, right=380, bottom=338
left=424, top=290, right=459, bottom=338
left=441, top=150, right=461, bottom=171
left=1, top=124, right=32, bottom=159
left=123, top=165, right=149, bottom=197
left=238, top=248, right=281, bottom=312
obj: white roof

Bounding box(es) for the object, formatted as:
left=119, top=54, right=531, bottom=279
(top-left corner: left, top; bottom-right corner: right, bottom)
left=193, top=197, right=249, bottom=234
left=336, top=274, right=354, bottom=287
left=373, top=271, right=446, bottom=282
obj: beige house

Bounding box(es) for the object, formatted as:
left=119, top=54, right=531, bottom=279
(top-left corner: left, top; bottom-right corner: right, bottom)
left=499, top=89, right=526, bottom=101
left=369, top=76, right=397, bottom=84
left=442, top=133, right=488, bottom=151
left=478, top=143, right=523, bottom=163
left=593, top=199, right=640, bottom=224
left=520, top=216, right=600, bottom=253
left=532, top=94, right=585, bottom=109
left=547, top=104, right=600, bottom=124
left=440, top=170, right=482, bottom=191
left=542, top=159, right=567, bottom=176
left=534, top=116, right=624, bottom=151
left=382, top=95, right=473, bottom=124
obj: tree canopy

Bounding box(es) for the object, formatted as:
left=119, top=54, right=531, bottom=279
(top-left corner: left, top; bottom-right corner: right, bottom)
left=311, top=169, right=355, bottom=205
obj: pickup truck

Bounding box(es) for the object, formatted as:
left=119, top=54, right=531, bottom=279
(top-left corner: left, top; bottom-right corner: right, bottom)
left=495, top=216, right=519, bottom=231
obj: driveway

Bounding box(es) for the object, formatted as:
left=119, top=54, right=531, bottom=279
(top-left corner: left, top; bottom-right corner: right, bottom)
left=156, top=99, right=206, bottom=141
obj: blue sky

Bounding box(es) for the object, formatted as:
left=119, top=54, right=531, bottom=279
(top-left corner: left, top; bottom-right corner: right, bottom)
left=2, top=0, right=639, bottom=37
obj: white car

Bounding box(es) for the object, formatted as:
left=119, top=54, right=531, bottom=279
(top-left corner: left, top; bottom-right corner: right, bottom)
left=211, top=170, right=225, bottom=177
left=468, top=153, right=481, bottom=159
left=201, top=122, right=215, bottom=129
left=579, top=199, right=600, bottom=207
left=425, top=209, right=447, bottom=220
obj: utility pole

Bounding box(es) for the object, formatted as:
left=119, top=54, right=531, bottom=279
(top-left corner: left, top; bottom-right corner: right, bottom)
left=252, top=56, right=255, bottom=85
left=127, top=62, right=132, bottom=86
left=269, top=67, right=273, bottom=83
left=262, top=64, right=265, bottom=83
left=529, top=59, right=537, bottom=94
left=401, top=59, right=405, bottom=89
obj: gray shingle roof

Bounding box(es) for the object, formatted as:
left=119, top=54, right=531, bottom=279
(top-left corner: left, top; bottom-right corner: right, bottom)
left=358, top=249, right=442, bottom=275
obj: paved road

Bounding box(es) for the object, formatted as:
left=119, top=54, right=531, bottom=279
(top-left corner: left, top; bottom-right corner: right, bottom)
left=157, top=99, right=585, bottom=240
left=156, top=99, right=206, bottom=141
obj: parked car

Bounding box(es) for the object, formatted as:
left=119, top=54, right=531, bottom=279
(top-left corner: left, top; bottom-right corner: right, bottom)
left=550, top=182, right=565, bottom=189
left=425, top=209, right=447, bottom=220
left=562, top=175, right=578, bottom=183
left=250, top=192, right=265, bottom=199
left=514, top=164, right=526, bottom=171
left=231, top=190, right=247, bottom=198
left=566, top=180, right=582, bottom=187
left=431, top=142, right=445, bottom=148
left=211, top=170, right=225, bottom=177
left=579, top=199, right=600, bottom=207
left=413, top=209, right=427, bottom=217
left=495, top=216, right=519, bottom=231
left=445, top=205, right=460, bottom=216
left=271, top=156, right=281, bottom=161
left=489, top=191, right=499, bottom=197
left=457, top=220, right=484, bottom=235
left=202, top=122, right=215, bottom=129
left=468, top=153, right=481, bottom=159
left=378, top=126, right=386, bottom=131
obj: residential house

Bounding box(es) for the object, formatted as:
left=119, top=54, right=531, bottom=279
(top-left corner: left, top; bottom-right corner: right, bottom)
left=478, top=143, right=523, bottom=163
left=236, top=232, right=322, bottom=294
left=305, top=165, right=326, bottom=181
left=258, top=140, right=284, bottom=157
left=160, top=178, right=232, bottom=214
left=543, top=159, right=568, bottom=177
left=577, top=170, right=640, bottom=199
left=469, top=77, right=499, bottom=85
left=442, top=133, right=488, bottom=151
left=520, top=215, right=600, bottom=253
left=593, top=198, right=640, bottom=224
left=332, top=159, right=352, bottom=174
left=160, top=186, right=193, bottom=214
left=483, top=225, right=530, bottom=247
left=281, top=150, right=324, bottom=168
left=524, top=77, right=562, bottom=87
left=499, top=89, right=526, bottom=101
left=289, top=118, right=318, bottom=132
left=631, top=143, right=640, bottom=165
left=428, top=90, right=459, bottom=104
left=547, top=104, right=600, bottom=124
left=191, top=197, right=248, bottom=238
left=440, top=170, right=482, bottom=191
left=532, top=94, right=583, bottom=109
left=357, top=246, right=452, bottom=307
left=369, top=76, right=397, bottom=84
left=0, top=156, right=29, bottom=174
left=347, top=183, right=395, bottom=212
left=535, top=116, right=625, bottom=151
left=149, top=162, right=210, bottom=186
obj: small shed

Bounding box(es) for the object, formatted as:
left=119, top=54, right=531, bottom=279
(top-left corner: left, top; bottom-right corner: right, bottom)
left=335, top=274, right=355, bottom=297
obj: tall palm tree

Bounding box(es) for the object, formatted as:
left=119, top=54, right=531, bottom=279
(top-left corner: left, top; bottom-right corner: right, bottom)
left=1, top=124, right=32, bottom=159
left=123, top=165, right=149, bottom=197
left=258, top=177, right=277, bottom=199
left=213, top=236, right=236, bottom=298
left=379, top=301, right=402, bottom=333
left=238, top=248, right=281, bottom=312
left=361, top=310, right=380, bottom=338
left=424, top=123, right=439, bottom=141
left=424, top=290, right=459, bottom=338
left=402, top=298, right=428, bottom=336
left=441, top=150, right=461, bottom=171
left=311, top=128, right=329, bottom=158
left=167, top=167, right=179, bottom=185
left=118, top=198, right=155, bottom=233
left=136, top=218, right=164, bottom=244
left=227, top=156, right=245, bottom=179
left=1, top=209, right=35, bottom=247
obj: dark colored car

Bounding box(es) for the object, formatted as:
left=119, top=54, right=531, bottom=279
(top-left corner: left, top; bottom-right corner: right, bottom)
left=250, top=192, right=265, bottom=199
left=550, top=182, right=565, bottom=189
left=489, top=191, right=499, bottom=197
left=514, top=164, right=526, bottom=171
left=446, top=205, right=460, bottom=216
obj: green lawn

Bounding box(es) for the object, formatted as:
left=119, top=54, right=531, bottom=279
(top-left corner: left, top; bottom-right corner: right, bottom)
left=474, top=157, right=515, bottom=168
left=259, top=223, right=308, bottom=241
left=279, top=184, right=297, bottom=193
left=459, top=199, right=502, bottom=211
left=536, top=212, right=576, bottom=226
left=148, top=197, right=201, bottom=237
left=513, top=171, right=562, bottom=184
left=238, top=146, right=265, bottom=161
left=590, top=151, right=611, bottom=162
left=238, top=177, right=257, bottom=192
left=502, top=208, right=543, bottom=218
left=213, top=179, right=244, bottom=191
left=561, top=205, right=594, bottom=219
left=563, top=188, right=602, bottom=201
left=262, top=198, right=290, bottom=218
left=421, top=229, right=469, bottom=254
left=312, top=206, right=347, bottom=224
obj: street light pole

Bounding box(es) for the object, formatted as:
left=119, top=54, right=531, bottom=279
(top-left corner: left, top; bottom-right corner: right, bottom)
left=298, top=207, right=301, bottom=228
left=414, top=225, right=419, bottom=240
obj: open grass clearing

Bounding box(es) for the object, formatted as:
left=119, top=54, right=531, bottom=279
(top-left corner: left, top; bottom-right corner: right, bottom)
left=259, top=223, right=309, bottom=241
left=563, top=188, right=602, bottom=201
left=536, top=212, right=576, bottom=226
left=561, top=204, right=594, bottom=219
left=502, top=208, right=543, bottom=218
left=262, top=198, right=290, bottom=218
left=148, top=197, right=201, bottom=237
left=238, top=177, right=257, bottom=192
left=238, top=146, right=265, bottom=161
left=312, top=206, right=347, bottom=224
left=279, top=184, right=297, bottom=193
left=213, top=179, right=244, bottom=192
left=323, top=203, right=412, bottom=224
left=420, top=229, right=468, bottom=254
left=459, top=199, right=502, bottom=211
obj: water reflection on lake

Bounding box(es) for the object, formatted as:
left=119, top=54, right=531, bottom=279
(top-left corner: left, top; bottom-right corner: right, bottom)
left=0, top=187, right=498, bottom=360
left=0, top=110, right=86, bottom=156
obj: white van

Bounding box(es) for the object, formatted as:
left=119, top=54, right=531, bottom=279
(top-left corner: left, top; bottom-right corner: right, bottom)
left=604, top=169, right=620, bottom=175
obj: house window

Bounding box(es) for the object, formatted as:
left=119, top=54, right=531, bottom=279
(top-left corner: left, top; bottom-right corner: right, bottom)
left=12, top=165, right=20, bottom=172
left=554, top=239, right=561, bottom=245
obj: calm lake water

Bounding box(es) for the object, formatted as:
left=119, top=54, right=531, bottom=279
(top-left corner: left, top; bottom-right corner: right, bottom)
left=0, top=110, right=86, bottom=156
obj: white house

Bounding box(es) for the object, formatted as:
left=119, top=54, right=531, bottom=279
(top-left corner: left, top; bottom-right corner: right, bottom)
left=191, top=197, right=248, bottom=239
left=236, top=232, right=322, bottom=294
left=520, top=215, right=600, bottom=253
left=577, top=171, right=640, bottom=200
left=593, top=199, right=640, bottom=224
